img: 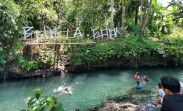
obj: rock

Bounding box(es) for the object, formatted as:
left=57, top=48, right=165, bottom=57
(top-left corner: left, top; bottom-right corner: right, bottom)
left=92, top=100, right=141, bottom=111
left=90, top=90, right=162, bottom=111
left=8, top=65, right=22, bottom=74
left=119, top=103, right=140, bottom=111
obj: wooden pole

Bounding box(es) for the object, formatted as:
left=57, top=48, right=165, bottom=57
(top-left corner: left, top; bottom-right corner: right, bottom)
left=56, top=45, right=61, bottom=69
left=53, top=45, right=57, bottom=70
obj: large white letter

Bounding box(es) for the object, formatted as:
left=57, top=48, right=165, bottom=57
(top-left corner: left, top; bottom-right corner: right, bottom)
left=35, top=30, right=40, bottom=42
left=74, top=27, right=82, bottom=37
left=44, top=26, right=48, bottom=39
left=66, top=28, right=69, bottom=39
left=109, top=27, right=122, bottom=38
left=23, top=27, right=33, bottom=40
left=100, top=28, right=109, bottom=38
left=92, top=29, right=101, bottom=39
left=115, top=27, right=122, bottom=37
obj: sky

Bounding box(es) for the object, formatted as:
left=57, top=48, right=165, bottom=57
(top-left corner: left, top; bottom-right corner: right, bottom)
left=158, top=0, right=171, bottom=7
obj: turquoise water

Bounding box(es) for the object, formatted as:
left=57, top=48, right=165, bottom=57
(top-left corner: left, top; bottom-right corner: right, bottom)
left=0, top=68, right=183, bottom=111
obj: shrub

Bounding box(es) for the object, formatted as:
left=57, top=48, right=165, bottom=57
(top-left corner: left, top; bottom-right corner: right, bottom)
left=22, top=88, right=64, bottom=111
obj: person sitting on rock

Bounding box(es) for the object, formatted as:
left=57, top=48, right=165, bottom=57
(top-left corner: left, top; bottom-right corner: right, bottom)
left=160, top=76, right=183, bottom=111
left=153, top=83, right=165, bottom=106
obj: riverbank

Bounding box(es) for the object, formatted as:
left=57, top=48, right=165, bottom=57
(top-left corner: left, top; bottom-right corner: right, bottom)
left=6, top=65, right=177, bottom=80
left=6, top=62, right=183, bottom=80
left=7, top=68, right=65, bottom=80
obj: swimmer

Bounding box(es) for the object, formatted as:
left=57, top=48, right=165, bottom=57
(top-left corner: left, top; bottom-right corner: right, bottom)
left=144, top=75, right=149, bottom=82
left=133, top=81, right=142, bottom=90
left=53, top=83, right=72, bottom=94
left=134, top=72, right=140, bottom=80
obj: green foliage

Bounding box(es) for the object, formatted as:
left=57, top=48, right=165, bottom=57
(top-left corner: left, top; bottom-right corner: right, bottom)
left=0, top=43, right=7, bottom=79
left=69, top=28, right=183, bottom=69
left=17, top=56, right=37, bottom=72
left=69, top=35, right=162, bottom=68
left=126, top=18, right=141, bottom=35
left=120, top=35, right=162, bottom=65
left=22, top=88, right=64, bottom=111
left=0, top=0, right=182, bottom=77
left=0, top=0, right=23, bottom=78
left=168, top=1, right=183, bottom=25
left=160, top=28, right=183, bottom=64
left=148, top=3, right=174, bottom=36
left=0, top=44, right=6, bottom=72
left=20, top=0, right=58, bottom=28
left=36, top=54, right=53, bottom=69
left=30, top=46, right=54, bottom=69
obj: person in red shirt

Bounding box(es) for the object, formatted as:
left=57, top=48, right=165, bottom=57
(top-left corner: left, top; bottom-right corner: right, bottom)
left=134, top=72, right=140, bottom=80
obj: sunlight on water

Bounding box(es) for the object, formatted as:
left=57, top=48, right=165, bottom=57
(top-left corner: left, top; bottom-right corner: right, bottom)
left=0, top=68, right=183, bottom=111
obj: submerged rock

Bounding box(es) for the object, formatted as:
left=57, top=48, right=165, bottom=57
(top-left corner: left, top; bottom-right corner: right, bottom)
left=90, top=90, right=161, bottom=111
left=90, top=100, right=161, bottom=111
left=90, top=100, right=141, bottom=111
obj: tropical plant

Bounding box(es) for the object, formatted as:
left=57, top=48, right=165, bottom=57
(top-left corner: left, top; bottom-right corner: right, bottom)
left=22, top=88, right=64, bottom=111
left=168, top=0, right=183, bottom=25
left=17, top=56, right=37, bottom=72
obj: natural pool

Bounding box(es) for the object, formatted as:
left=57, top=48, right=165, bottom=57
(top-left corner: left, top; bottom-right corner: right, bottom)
left=0, top=68, right=183, bottom=111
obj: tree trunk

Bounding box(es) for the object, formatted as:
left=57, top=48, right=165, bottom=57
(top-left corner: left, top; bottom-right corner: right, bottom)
left=135, top=5, right=139, bottom=25
left=126, top=5, right=130, bottom=23
left=141, top=0, right=152, bottom=33
left=56, top=12, right=60, bottom=28
left=140, top=0, right=143, bottom=26
left=121, top=3, right=125, bottom=37
left=110, top=0, right=114, bottom=28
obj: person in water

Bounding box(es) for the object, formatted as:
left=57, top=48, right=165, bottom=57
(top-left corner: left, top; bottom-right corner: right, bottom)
left=153, top=83, right=165, bottom=106
left=160, top=76, right=183, bottom=111
left=144, top=75, right=149, bottom=82
left=63, top=83, right=73, bottom=94
left=64, top=87, right=69, bottom=92
left=134, top=72, right=140, bottom=81
left=133, top=81, right=142, bottom=90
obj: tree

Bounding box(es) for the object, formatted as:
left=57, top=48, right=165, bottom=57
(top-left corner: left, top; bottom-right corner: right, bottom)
left=0, top=0, right=22, bottom=79
left=168, top=0, right=183, bottom=25
left=141, top=0, right=153, bottom=33
left=120, top=0, right=130, bottom=36
left=18, top=0, right=58, bottom=29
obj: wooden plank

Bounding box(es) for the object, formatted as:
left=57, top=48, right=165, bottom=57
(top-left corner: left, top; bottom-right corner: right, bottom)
left=25, top=42, right=96, bottom=45
left=24, top=37, right=83, bottom=41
